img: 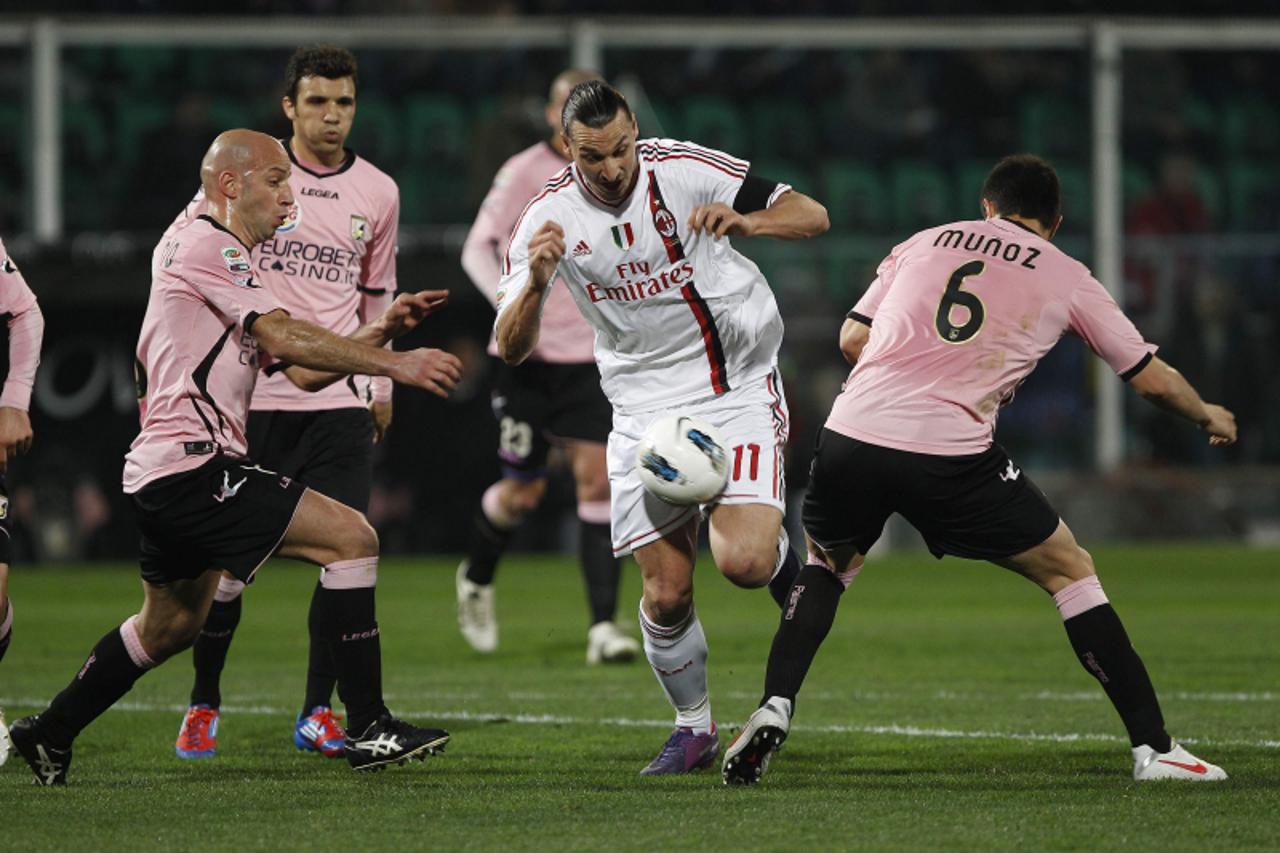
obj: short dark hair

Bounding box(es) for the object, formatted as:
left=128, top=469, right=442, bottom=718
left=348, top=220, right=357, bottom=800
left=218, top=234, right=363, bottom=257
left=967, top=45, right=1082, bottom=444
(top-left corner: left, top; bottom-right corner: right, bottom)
left=284, top=45, right=358, bottom=102
left=561, top=80, right=633, bottom=135
left=981, top=154, right=1061, bottom=230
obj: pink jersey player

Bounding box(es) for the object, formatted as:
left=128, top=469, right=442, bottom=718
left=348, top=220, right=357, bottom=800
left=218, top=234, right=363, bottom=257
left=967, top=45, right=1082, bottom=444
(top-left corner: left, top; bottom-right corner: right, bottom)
left=125, top=215, right=285, bottom=493
left=0, top=237, right=44, bottom=412
left=731, top=156, right=1238, bottom=789
left=157, top=144, right=398, bottom=412
left=463, top=141, right=594, bottom=363
left=828, top=216, right=1157, bottom=456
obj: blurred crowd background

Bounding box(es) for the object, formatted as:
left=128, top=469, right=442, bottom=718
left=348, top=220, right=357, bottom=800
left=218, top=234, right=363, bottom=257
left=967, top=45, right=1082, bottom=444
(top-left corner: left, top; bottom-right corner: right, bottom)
left=0, top=6, right=1277, bottom=561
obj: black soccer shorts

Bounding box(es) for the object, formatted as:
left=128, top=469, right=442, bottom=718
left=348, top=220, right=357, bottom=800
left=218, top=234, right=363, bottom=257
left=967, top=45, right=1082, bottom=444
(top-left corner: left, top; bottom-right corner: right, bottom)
left=802, top=428, right=1060, bottom=561
left=246, top=407, right=374, bottom=513
left=132, top=454, right=306, bottom=586
left=489, top=358, right=612, bottom=478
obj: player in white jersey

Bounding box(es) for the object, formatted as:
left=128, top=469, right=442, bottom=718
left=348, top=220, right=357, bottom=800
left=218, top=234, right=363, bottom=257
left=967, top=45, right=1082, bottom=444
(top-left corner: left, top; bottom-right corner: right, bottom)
left=457, top=69, right=639, bottom=665
left=495, top=81, right=829, bottom=774
left=169, top=47, right=405, bottom=760
left=723, top=155, right=1236, bottom=785
left=8, top=130, right=462, bottom=786
left=0, top=236, right=44, bottom=666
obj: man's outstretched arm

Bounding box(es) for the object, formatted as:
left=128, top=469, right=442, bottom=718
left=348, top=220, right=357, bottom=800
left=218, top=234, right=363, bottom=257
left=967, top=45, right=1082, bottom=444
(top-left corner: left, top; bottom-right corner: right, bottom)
left=1128, top=355, right=1236, bottom=445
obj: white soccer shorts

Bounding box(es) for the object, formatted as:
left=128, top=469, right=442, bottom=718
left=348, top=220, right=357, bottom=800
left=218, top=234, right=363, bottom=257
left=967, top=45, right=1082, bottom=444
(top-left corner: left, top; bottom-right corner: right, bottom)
left=607, top=368, right=789, bottom=556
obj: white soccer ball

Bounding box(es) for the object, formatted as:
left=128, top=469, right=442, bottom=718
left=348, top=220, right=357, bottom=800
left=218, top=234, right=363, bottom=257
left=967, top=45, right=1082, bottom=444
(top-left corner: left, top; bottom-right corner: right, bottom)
left=636, top=415, right=729, bottom=505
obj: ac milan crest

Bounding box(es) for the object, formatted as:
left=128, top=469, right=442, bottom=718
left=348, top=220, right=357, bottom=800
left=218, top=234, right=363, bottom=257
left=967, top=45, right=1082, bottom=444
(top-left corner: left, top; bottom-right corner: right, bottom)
left=654, top=209, right=677, bottom=239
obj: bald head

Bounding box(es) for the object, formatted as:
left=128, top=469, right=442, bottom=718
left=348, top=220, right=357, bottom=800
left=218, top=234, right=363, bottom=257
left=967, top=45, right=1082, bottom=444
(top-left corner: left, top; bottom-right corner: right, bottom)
left=199, top=129, right=295, bottom=248
left=550, top=69, right=604, bottom=104
left=546, top=69, right=606, bottom=140
left=201, top=129, right=289, bottom=197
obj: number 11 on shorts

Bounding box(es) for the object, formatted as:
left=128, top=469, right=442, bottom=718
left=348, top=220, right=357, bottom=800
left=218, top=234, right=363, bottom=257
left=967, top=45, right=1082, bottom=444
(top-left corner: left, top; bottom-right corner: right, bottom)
left=732, top=443, right=760, bottom=481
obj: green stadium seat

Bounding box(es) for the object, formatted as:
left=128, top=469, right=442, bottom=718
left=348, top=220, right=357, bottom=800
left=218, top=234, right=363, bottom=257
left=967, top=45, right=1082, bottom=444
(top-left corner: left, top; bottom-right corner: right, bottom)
left=681, top=97, right=747, bottom=156
left=1227, top=160, right=1279, bottom=227
left=822, top=160, right=887, bottom=230
left=1055, top=162, right=1089, bottom=221
left=404, top=96, right=467, bottom=164
left=750, top=98, right=816, bottom=162
left=116, top=48, right=178, bottom=89
left=114, top=102, right=171, bottom=170
left=645, top=103, right=682, bottom=140
left=345, top=94, right=400, bottom=165
left=1020, top=95, right=1085, bottom=158
left=1122, top=162, right=1152, bottom=209
left=891, top=161, right=950, bottom=230
left=1222, top=95, right=1280, bottom=156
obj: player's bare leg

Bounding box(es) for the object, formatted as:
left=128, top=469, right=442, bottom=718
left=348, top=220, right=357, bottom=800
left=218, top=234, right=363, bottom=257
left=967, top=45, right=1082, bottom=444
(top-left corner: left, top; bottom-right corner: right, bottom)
left=456, top=475, right=546, bottom=653
left=997, top=520, right=1226, bottom=780
left=634, top=519, right=719, bottom=775
left=568, top=439, right=637, bottom=663
left=11, top=571, right=220, bottom=785
left=708, top=502, right=802, bottom=607
left=724, top=536, right=861, bottom=785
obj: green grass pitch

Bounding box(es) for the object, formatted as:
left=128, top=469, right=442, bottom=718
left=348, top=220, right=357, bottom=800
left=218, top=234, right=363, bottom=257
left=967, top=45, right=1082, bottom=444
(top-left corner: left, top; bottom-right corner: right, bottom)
left=2, top=544, right=1277, bottom=850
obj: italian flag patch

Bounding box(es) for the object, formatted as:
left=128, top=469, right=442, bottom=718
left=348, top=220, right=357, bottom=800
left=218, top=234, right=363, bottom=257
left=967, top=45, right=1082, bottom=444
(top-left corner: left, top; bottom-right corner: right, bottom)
left=610, top=222, right=635, bottom=250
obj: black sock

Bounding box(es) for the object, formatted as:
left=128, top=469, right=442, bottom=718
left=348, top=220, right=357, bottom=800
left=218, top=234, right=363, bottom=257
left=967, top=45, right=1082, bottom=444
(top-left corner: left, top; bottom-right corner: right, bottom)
left=761, top=564, right=846, bottom=708
left=768, top=546, right=803, bottom=609
left=1063, top=603, right=1171, bottom=752
left=189, top=595, right=242, bottom=709
left=0, top=601, right=10, bottom=665
left=40, top=625, right=149, bottom=748
left=323, top=586, right=386, bottom=735
left=302, top=581, right=338, bottom=716
left=579, top=521, right=621, bottom=625
left=464, top=506, right=513, bottom=586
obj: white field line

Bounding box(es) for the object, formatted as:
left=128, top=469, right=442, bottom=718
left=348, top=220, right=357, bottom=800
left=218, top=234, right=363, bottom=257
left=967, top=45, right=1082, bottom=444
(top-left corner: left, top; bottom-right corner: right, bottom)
left=2, top=697, right=1277, bottom=750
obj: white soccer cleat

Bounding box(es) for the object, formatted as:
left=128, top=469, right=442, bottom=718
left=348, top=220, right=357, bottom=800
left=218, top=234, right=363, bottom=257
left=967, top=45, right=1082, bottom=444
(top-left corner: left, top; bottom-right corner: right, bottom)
left=0, top=708, right=10, bottom=768
left=586, top=620, right=640, bottom=665
left=1132, top=741, right=1228, bottom=781
left=722, top=696, right=792, bottom=786
left=456, top=561, right=497, bottom=653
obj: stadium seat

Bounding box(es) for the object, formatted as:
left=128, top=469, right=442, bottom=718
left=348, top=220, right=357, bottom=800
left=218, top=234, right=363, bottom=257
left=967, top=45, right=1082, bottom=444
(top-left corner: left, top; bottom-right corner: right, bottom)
left=891, top=162, right=950, bottom=230
left=681, top=97, right=747, bottom=157
left=404, top=96, right=468, bottom=164
left=345, top=94, right=401, bottom=165
left=1227, top=160, right=1279, bottom=226
left=750, top=98, right=816, bottom=162
left=1222, top=95, right=1280, bottom=156
left=822, top=161, right=887, bottom=231
left=1055, top=162, right=1089, bottom=220
left=1020, top=94, right=1086, bottom=159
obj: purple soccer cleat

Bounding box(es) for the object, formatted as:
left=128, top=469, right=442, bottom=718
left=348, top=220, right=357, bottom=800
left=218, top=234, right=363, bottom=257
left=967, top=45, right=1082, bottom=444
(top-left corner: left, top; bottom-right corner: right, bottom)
left=639, top=724, right=719, bottom=776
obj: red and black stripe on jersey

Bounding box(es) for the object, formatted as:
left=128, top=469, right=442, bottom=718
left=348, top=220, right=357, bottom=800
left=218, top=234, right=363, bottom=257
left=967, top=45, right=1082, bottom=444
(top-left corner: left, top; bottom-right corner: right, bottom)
left=502, top=166, right=574, bottom=276
left=646, top=170, right=730, bottom=396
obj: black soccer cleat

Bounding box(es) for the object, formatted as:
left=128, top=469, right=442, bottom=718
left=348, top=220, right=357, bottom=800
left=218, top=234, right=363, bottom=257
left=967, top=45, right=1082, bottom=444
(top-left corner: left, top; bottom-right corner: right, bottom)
left=344, top=714, right=449, bottom=773
left=10, top=715, right=72, bottom=786
left=722, top=699, right=791, bottom=786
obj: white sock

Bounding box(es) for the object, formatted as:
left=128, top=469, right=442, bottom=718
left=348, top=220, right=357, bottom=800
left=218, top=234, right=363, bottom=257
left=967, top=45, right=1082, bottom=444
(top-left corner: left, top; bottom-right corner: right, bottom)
left=639, top=602, right=712, bottom=734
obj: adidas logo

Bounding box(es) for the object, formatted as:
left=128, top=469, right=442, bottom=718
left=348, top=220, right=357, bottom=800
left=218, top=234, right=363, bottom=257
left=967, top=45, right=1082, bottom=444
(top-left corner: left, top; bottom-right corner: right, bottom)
left=572, top=240, right=592, bottom=257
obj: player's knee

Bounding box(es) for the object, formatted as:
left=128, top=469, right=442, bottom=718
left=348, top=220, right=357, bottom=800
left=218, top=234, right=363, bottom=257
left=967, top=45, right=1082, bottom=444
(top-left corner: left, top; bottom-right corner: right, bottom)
left=643, top=578, right=693, bottom=623
left=503, top=479, right=546, bottom=516
left=335, top=511, right=379, bottom=560
left=716, top=544, right=774, bottom=589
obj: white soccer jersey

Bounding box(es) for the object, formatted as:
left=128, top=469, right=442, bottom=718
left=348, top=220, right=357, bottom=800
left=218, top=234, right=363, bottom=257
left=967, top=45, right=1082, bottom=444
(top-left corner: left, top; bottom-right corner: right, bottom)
left=495, top=138, right=791, bottom=416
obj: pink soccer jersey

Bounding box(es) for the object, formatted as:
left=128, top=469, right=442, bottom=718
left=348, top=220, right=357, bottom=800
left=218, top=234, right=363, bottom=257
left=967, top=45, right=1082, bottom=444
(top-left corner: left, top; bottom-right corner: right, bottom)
left=158, top=144, right=399, bottom=411
left=124, top=216, right=286, bottom=493
left=462, top=141, right=596, bottom=364
left=828, top=217, right=1157, bottom=456
left=0, top=237, right=43, bottom=411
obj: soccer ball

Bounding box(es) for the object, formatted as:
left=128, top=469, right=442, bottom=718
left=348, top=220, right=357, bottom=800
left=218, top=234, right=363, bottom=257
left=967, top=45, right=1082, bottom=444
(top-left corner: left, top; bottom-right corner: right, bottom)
left=636, top=415, right=729, bottom=505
